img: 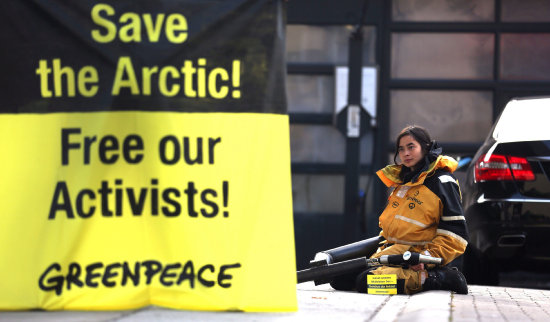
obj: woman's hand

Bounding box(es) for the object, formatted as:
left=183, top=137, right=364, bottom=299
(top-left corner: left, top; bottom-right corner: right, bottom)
left=409, top=263, right=424, bottom=271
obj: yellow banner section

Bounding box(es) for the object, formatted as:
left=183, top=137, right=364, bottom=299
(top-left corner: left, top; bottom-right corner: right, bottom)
left=367, top=275, right=397, bottom=295
left=0, top=111, right=296, bottom=311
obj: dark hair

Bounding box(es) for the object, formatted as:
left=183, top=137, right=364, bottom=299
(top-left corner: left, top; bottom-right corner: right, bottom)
left=393, top=125, right=432, bottom=165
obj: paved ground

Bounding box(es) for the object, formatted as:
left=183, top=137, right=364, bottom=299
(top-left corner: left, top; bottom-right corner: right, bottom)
left=2, top=282, right=550, bottom=321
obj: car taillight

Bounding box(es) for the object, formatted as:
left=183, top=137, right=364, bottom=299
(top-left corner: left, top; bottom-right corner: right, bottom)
left=475, top=154, right=535, bottom=182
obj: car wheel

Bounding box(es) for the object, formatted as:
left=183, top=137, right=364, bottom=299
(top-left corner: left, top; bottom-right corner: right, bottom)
left=462, top=246, right=499, bottom=286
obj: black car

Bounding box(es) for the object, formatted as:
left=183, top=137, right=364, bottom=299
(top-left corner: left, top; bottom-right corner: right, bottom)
left=460, top=96, right=550, bottom=285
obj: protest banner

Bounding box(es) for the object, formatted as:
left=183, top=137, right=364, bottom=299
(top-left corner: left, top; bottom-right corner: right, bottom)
left=0, top=0, right=295, bottom=311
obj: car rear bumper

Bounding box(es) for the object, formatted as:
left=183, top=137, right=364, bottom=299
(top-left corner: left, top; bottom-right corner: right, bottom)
left=466, top=199, right=550, bottom=265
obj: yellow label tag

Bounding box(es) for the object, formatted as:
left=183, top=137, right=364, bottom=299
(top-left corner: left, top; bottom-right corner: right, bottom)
left=367, top=274, right=397, bottom=295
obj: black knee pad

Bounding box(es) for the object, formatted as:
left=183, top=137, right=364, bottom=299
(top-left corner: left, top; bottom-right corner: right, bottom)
left=329, top=272, right=360, bottom=291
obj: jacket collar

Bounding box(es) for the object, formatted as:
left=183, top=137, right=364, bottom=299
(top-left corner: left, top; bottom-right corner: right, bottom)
left=376, top=155, right=458, bottom=187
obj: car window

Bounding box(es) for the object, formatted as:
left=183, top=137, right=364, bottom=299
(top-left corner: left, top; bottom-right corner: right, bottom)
left=493, top=98, right=550, bottom=142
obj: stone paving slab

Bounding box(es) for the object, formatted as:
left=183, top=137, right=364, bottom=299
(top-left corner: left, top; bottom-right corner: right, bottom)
left=1, top=282, right=550, bottom=321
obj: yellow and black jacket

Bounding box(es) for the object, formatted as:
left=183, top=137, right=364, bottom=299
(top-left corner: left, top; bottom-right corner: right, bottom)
left=376, top=155, right=469, bottom=265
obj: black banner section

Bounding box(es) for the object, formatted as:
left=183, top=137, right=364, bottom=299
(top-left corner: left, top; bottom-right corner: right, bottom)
left=0, top=0, right=286, bottom=114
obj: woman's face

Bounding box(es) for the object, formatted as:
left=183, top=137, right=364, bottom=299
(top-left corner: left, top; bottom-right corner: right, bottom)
left=398, top=135, right=424, bottom=169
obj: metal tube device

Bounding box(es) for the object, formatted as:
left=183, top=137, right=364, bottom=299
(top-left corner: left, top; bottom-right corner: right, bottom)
left=310, top=235, right=384, bottom=266
left=298, top=251, right=442, bottom=285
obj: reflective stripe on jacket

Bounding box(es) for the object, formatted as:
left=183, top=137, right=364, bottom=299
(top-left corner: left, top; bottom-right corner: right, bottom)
left=376, top=155, right=469, bottom=265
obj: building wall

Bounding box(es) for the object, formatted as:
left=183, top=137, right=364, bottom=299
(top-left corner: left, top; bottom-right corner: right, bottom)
left=286, top=0, right=550, bottom=268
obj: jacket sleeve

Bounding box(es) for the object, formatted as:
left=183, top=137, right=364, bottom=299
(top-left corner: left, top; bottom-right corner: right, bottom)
left=424, top=172, right=469, bottom=265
